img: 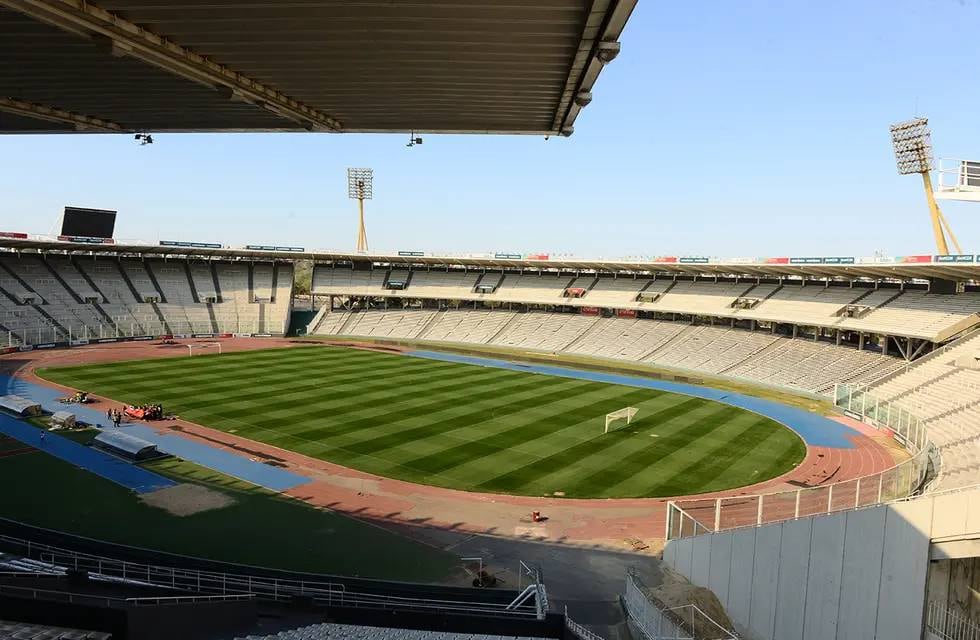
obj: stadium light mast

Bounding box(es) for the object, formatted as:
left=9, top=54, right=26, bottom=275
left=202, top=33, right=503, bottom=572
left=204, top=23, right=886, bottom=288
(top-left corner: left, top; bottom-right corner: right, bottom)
left=889, top=117, right=961, bottom=255
left=347, top=168, right=373, bottom=252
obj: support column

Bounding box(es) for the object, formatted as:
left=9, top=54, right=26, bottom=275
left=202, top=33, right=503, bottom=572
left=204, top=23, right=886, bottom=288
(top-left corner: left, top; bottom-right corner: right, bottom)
left=836, top=329, right=842, bottom=346
left=858, top=332, right=865, bottom=350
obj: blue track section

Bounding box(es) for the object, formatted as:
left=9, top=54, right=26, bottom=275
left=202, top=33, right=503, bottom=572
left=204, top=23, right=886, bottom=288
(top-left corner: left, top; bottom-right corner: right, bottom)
left=1, top=376, right=310, bottom=492
left=407, top=350, right=858, bottom=449
left=0, top=413, right=175, bottom=494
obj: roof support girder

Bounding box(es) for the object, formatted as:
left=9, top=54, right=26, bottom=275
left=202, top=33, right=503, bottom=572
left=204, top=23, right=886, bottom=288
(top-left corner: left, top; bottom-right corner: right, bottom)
left=0, top=97, right=123, bottom=132
left=0, top=0, right=343, bottom=132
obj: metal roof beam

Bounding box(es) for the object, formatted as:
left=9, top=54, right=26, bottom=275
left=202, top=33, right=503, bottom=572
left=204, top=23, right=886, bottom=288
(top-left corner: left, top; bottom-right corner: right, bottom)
left=0, top=97, right=123, bottom=132
left=552, top=0, right=636, bottom=135
left=0, top=0, right=343, bottom=132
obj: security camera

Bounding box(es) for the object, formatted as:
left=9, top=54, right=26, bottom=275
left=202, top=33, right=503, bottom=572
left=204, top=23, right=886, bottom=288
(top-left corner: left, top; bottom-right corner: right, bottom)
left=596, top=41, right=621, bottom=64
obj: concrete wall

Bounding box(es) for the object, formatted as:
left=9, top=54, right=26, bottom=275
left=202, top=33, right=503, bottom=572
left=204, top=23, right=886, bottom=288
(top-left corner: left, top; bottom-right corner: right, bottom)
left=663, top=488, right=980, bottom=640
left=927, top=558, right=980, bottom=630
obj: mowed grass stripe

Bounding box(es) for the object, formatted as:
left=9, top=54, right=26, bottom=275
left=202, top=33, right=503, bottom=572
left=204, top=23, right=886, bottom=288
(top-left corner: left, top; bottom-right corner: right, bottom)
left=512, top=402, right=741, bottom=497
left=38, top=346, right=806, bottom=498
left=335, top=378, right=606, bottom=457
left=443, top=393, right=719, bottom=487
left=185, top=360, right=507, bottom=421
left=641, top=417, right=804, bottom=496
left=63, top=352, right=456, bottom=408
left=400, top=387, right=657, bottom=475
left=241, top=370, right=566, bottom=452
left=476, top=397, right=706, bottom=493
left=295, top=374, right=585, bottom=450
left=587, top=412, right=771, bottom=498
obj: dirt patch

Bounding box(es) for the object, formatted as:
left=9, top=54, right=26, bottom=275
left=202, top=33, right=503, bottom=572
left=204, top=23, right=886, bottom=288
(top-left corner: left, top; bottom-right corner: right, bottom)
left=140, top=483, right=235, bottom=516
left=649, top=566, right=735, bottom=636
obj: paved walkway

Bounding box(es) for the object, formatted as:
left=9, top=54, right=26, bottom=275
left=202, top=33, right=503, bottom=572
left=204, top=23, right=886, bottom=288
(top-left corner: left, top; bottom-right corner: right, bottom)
left=0, top=374, right=310, bottom=492
left=0, top=413, right=174, bottom=494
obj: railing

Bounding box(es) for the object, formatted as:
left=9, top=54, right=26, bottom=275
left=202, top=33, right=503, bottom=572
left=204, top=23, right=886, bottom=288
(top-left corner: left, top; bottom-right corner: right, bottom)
left=0, top=533, right=540, bottom=619
left=0, top=583, right=254, bottom=608
left=565, top=607, right=606, bottom=640
left=927, top=600, right=980, bottom=640
left=665, top=385, right=933, bottom=539
left=0, top=317, right=289, bottom=347
left=623, top=571, right=736, bottom=640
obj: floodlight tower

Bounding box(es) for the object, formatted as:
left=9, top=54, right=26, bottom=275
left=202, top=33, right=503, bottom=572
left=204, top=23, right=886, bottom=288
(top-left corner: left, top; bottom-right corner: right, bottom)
left=889, top=117, right=961, bottom=255
left=347, top=168, right=373, bottom=252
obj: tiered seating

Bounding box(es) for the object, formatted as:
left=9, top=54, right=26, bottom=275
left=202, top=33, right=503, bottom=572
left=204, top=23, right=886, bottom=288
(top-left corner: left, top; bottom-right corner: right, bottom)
left=74, top=258, right=156, bottom=332
left=340, top=309, right=437, bottom=339
left=565, top=316, right=688, bottom=360
left=46, top=256, right=100, bottom=301
left=492, top=312, right=599, bottom=351
left=652, top=281, right=750, bottom=316
left=0, top=255, right=105, bottom=337
left=417, top=309, right=517, bottom=343
left=632, top=280, right=675, bottom=310
left=405, top=271, right=480, bottom=299
left=310, top=267, right=980, bottom=341
left=188, top=262, right=218, bottom=301
left=147, top=260, right=210, bottom=333
left=312, top=267, right=386, bottom=297
left=0, top=619, right=110, bottom=639
left=253, top=263, right=275, bottom=301
left=727, top=338, right=903, bottom=393
left=310, top=309, right=350, bottom=334
left=744, top=284, right=864, bottom=325
left=275, top=263, right=293, bottom=306
left=119, top=260, right=160, bottom=301
left=0, top=256, right=293, bottom=340
left=837, top=291, right=980, bottom=339
left=867, top=332, right=980, bottom=489
left=492, top=274, right=569, bottom=304
left=647, top=324, right=779, bottom=374
left=583, top=277, right=651, bottom=307
left=237, top=622, right=549, bottom=640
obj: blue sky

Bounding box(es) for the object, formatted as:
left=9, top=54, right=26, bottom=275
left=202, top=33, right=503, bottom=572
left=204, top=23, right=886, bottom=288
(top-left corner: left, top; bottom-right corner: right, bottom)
left=2, top=0, right=979, bottom=258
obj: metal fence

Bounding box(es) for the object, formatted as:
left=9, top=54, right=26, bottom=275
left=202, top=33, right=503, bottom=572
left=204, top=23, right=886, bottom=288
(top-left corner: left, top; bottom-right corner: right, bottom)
left=623, top=571, right=736, bottom=640
left=665, top=385, right=933, bottom=539
left=1, top=317, right=283, bottom=346
left=927, top=600, right=980, bottom=640
left=0, top=533, right=541, bottom=620
left=565, top=608, right=606, bottom=640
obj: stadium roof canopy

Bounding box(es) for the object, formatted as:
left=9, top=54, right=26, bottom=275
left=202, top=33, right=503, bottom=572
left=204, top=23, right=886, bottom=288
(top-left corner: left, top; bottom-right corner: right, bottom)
left=3, top=236, right=980, bottom=283
left=0, top=0, right=636, bottom=135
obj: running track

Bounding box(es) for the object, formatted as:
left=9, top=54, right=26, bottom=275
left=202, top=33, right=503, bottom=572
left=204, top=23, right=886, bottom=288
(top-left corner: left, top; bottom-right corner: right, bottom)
left=3, top=339, right=903, bottom=547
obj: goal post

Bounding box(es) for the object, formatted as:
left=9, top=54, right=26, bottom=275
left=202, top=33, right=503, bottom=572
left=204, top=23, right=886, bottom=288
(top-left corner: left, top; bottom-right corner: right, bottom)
left=605, top=407, right=638, bottom=434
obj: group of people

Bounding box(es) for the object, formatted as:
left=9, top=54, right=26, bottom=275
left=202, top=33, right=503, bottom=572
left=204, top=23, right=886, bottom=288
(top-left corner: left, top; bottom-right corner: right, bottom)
left=105, top=408, right=124, bottom=428
left=126, top=404, right=164, bottom=420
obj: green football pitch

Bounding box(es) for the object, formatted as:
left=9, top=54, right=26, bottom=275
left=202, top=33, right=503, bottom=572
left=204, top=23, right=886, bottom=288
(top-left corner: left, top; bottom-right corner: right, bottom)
left=38, top=346, right=806, bottom=498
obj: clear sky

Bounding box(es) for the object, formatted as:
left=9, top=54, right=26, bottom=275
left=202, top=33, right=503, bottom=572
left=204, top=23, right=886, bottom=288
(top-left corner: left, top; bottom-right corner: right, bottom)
left=2, top=0, right=978, bottom=258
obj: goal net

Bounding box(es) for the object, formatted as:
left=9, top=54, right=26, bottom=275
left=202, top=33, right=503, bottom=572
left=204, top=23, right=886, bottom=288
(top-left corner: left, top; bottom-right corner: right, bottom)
left=604, top=407, right=638, bottom=434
